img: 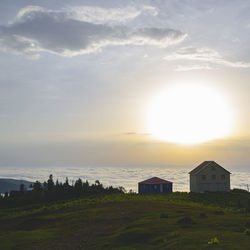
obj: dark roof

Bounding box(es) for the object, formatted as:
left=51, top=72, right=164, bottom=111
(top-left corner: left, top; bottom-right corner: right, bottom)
left=189, top=161, right=231, bottom=175
left=139, top=177, right=172, bottom=184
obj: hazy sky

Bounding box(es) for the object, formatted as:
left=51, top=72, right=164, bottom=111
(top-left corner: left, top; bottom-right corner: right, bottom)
left=1, top=0, right=250, bottom=170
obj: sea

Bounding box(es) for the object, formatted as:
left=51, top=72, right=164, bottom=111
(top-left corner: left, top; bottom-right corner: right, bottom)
left=0, top=166, right=249, bottom=192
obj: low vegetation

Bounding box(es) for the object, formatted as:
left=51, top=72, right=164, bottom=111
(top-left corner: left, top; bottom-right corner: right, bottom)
left=0, top=188, right=250, bottom=249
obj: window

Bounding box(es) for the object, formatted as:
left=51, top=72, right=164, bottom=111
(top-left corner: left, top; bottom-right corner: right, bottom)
left=212, top=175, right=216, bottom=180
left=211, top=166, right=216, bottom=171
left=221, top=175, right=225, bottom=180
left=202, top=175, right=206, bottom=180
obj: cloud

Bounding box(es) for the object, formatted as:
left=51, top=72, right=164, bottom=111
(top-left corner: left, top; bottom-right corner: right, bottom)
left=0, top=6, right=186, bottom=57
left=66, top=5, right=158, bottom=24
left=17, top=5, right=158, bottom=24
left=165, top=47, right=250, bottom=69
left=175, top=64, right=212, bottom=71
left=202, top=137, right=250, bottom=151
left=122, top=132, right=151, bottom=136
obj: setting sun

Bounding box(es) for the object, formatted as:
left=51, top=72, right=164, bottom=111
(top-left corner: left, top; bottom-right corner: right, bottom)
left=146, top=84, right=234, bottom=145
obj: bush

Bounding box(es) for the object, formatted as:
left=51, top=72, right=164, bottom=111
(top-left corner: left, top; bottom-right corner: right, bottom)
left=208, top=237, right=219, bottom=245
left=231, top=188, right=248, bottom=193
left=244, top=228, right=250, bottom=236
left=169, top=231, right=179, bottom=238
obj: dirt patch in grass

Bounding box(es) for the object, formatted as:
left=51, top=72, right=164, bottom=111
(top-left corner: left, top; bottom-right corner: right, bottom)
left=177, top=216, right=195, bottom=225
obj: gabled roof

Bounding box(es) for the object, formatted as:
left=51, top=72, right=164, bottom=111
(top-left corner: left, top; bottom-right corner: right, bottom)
left=139, top=177, right=172, bottom=184
left=189, top=161, right=231, bottom=175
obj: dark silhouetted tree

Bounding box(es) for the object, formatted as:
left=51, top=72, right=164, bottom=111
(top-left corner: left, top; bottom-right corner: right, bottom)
left=33, top=181, right=42, bottom=192
left=19, top=184, right=25, bottom=195
left=47, top=174, right=54, bottom=191
left=246, top=199, right=250, bottom=213
left=64, top=177, right=69, bottom=187
left=74, top=178, right=83, bottom=195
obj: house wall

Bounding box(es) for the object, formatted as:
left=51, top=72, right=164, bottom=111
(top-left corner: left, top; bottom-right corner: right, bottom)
left=138, top=183, right=172, bottom=194
left=190, top=175, right=198, bottom=192
left=190, top=164, right=230, bottom=193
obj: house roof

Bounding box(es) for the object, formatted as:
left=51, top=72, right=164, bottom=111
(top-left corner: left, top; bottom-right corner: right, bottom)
left=189, top=161, right=231, bottom=175
left=139, top=177, right=172, bottom=184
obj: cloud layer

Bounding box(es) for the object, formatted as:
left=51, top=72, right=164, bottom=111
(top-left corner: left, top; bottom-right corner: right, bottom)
left=165, top=47, right=250, bottom=70
left=0, top=166, right=249, bottom=192
left=0, top=6, right=186, bottom=57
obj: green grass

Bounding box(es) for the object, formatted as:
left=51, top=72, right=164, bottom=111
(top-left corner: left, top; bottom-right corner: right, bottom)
left=0, top=192, right=250, bottom=249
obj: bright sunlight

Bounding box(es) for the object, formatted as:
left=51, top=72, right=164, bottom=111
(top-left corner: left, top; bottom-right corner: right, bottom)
left=146, top=84, right=234, bottom=145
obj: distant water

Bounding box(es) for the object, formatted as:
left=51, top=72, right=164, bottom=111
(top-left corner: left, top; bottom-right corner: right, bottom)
left=0, top=166, right=249, bottom=192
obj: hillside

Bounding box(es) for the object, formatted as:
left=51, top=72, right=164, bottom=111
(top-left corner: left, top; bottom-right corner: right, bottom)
left=0, top=192, right=250, bottom=249
left=0, top=178, right=33, bottom=193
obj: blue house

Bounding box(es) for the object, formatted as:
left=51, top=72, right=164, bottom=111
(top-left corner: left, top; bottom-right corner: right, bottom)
left=138, top=177, right=173, bottom=194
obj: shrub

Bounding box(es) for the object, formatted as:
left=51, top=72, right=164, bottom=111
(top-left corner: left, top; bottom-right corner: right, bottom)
left=232, top=188, right=248, bottom=193
left=169, top=231, right=179, bottom=238
left=244, top=228, right=250, bottom=236
left=208, top=237, right=219, bottom=245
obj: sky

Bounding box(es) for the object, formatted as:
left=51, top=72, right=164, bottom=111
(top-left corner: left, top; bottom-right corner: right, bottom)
left=0, top=0, right=250, bottom=170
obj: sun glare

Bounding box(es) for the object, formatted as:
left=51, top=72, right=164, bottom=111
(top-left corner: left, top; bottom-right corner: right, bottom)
left=146, top=84, right=233, bottom=145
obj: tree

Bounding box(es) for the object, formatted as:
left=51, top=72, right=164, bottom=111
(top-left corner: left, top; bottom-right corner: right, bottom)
left=64, top=177, right=69, bottom=187
left=33, top=181, right=42, bottom=192
left=47, top=174, right=54, bottom=192
left=83, top=180, right=89, bottom=193
left=246, top=198, right=250, bottom=213
left=74, top=178, right=83, bottom=195
left=19, top=184, right=25, bottom=195
left=43, top=181, right=47, bottom=191
left=118, top=186, right=126, bottom=193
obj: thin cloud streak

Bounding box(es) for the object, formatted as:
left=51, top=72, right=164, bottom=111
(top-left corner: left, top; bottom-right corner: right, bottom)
left=175, top=64, right=212, bottom=71
left=165, top=47, right=250, bottom=69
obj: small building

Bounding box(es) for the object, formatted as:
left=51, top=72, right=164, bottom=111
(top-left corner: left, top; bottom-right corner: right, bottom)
left=138, top=177, right=173, bottom=194
left=189, top=161, right=231, bottom=193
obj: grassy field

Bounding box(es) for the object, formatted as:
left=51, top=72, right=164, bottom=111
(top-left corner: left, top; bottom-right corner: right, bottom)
left=0, top=192, right=250, bottom=249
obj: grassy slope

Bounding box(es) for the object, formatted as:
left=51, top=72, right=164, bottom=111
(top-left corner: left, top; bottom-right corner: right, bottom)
left=0, top=193, right=250, bottom=249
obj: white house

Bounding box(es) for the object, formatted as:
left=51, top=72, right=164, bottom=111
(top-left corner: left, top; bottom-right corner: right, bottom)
left=189, top=161, right=231, bottom=193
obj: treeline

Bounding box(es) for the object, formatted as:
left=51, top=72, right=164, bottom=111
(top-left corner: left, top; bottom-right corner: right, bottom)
left=0, top=175, right=125, bottom=207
